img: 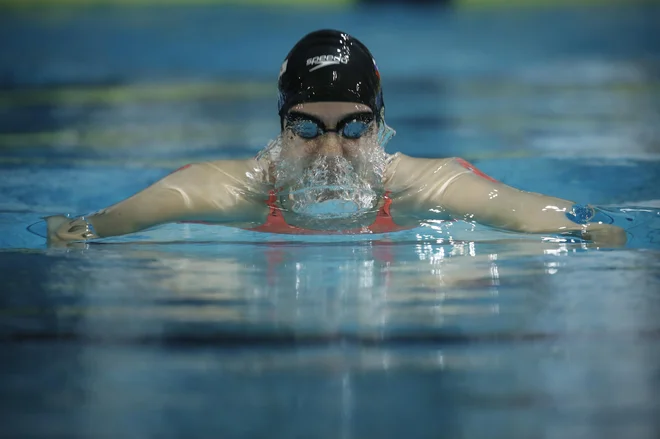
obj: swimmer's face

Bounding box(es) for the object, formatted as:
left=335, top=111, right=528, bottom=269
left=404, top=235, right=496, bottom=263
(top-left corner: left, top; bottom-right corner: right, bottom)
left=280, top=102, right=379, bottom=165
left=272, top=101, right=387, bottom=213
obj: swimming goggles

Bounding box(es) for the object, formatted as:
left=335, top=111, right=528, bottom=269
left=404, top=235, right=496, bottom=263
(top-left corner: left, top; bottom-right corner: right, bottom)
left=284, top=111, right=374, bottom=140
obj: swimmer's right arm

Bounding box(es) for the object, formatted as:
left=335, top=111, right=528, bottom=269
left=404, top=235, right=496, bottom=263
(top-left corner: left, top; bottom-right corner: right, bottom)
left=46, top=160, right=270, bottom=243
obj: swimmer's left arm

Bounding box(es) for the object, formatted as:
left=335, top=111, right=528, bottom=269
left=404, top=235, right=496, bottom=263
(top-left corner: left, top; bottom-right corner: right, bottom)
left=438, top=158, right=627, bottom=245
left=390, top=156, right=626, bottom=245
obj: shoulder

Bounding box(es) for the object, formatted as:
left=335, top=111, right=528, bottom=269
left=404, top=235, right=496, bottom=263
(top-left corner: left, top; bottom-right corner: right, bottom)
left=385, top=154, right=498, bottom=183
left=385, top=153, right=458, bottom=169
left=166, top=159, right=269, bottom=184
left=383, top=153, right=459, bottom=190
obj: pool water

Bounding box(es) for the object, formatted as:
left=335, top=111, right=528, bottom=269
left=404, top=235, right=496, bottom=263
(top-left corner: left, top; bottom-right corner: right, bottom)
left=1, top=3, right=660, bottom=438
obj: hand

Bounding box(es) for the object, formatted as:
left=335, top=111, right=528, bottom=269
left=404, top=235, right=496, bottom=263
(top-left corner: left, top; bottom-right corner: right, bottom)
left=569, top=222, right=628, bottom=247
left=45, top=215, right=99, bottom=243
left=561, top=204, right=627, bottom=247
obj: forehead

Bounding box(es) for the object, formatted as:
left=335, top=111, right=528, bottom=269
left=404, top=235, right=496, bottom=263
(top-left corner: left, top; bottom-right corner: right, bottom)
left=288, top=102, right=372, bottom=123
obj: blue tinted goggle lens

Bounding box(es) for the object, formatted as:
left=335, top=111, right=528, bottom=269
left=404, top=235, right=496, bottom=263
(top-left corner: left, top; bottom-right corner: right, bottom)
left=291, top=120, right=323, bottom=139
left=342, top=120, right=372, bottom=139
left=286, top=113, right=373, bottom=140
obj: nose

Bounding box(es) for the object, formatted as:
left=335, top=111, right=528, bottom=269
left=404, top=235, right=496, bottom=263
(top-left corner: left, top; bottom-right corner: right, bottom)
left=317, top=133, right=344, bottom=157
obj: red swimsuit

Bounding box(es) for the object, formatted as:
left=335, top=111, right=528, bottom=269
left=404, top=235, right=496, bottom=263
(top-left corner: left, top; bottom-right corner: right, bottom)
left=247, top=190, right=412, bottom=235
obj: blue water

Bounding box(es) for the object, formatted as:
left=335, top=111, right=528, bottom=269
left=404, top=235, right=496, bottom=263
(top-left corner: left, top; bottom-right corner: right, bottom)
left=1, top=3, right=660, bottom=438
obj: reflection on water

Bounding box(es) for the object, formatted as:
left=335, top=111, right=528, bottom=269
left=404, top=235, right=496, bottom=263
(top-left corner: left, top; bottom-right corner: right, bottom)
left=1, top=238, right=660, bottom=438
left=6, top=234, right=657, bottom=339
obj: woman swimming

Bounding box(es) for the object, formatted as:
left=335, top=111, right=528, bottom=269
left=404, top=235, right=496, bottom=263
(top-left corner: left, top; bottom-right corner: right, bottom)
left=46, top=29, right=627, bottom=246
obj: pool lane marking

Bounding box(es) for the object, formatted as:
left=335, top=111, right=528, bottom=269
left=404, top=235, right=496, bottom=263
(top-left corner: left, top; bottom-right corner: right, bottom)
left=2, top=80, right=658, bottom=108
left=0, top=81, right=274, bottom=108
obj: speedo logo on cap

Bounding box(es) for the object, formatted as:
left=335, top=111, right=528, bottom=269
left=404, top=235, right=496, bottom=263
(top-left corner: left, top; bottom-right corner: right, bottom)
left=306, top=54, right=349, bottom=72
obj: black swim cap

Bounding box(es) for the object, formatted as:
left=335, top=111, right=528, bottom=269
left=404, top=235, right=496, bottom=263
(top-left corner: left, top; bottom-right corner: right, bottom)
left=277, top=29, right=384, bottom=126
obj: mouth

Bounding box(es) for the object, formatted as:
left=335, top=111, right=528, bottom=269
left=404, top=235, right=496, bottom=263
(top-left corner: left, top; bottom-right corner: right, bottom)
left=288, top=185, right=343, bottom=203
left=284, top=185, right=379, bottom=219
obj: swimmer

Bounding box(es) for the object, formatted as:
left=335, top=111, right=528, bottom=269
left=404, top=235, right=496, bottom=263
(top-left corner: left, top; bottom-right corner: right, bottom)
left=46, top=29, right=627, bottom=245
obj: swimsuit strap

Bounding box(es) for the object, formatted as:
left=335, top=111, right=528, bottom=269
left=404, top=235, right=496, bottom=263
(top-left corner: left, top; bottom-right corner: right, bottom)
left=379, top=191, right=394, bottom=217
left=260, top=190, right=297, bottom=231
left=370, top=190, right=409, bottom=233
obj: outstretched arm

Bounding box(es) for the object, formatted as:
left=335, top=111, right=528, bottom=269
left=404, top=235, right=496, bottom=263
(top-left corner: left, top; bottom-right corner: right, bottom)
left=46, top=159, right=270, bottom=242
left=387, top=155, right=626, bottom=245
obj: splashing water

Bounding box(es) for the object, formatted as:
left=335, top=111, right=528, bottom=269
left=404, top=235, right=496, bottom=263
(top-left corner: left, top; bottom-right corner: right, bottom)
left=279, top=151, right=390, bottom=219
left=282, top=156, right=380, bottom=219
left=255, top=122, right=395, bottom=221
